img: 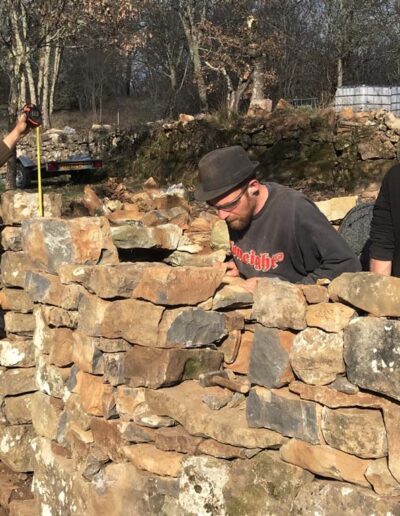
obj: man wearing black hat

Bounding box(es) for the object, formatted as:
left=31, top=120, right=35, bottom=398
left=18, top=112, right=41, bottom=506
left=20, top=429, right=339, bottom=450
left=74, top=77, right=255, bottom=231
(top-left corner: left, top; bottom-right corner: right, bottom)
left=195, top=146, right=361, bottom=288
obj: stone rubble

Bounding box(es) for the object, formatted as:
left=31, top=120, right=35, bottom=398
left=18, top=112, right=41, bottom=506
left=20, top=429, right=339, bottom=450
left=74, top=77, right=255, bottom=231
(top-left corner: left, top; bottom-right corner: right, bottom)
left=0, top=189, right=399, bottom=515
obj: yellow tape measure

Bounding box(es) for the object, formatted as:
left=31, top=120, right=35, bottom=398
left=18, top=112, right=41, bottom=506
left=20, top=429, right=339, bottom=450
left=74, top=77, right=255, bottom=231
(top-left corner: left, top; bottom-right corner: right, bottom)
left=36, top=126, right=43, bottom=216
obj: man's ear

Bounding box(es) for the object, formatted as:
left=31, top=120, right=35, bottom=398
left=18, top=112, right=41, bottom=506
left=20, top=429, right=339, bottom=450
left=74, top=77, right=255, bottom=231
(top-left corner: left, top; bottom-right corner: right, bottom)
left=247, top=179, right=260, bottom=196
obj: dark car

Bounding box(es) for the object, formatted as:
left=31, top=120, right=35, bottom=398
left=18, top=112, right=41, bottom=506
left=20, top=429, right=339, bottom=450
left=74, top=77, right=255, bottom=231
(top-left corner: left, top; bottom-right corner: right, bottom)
left=16, top=154, right=103, bottom=188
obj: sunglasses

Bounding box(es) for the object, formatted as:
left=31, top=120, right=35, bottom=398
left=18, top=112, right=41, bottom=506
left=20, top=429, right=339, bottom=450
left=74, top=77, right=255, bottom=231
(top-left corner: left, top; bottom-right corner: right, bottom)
left=207, top=183, right=249, bottom=212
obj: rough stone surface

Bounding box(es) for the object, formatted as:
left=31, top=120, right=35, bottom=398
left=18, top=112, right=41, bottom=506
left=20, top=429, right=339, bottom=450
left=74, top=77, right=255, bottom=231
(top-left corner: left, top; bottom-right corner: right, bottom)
left=72, top=331, right=104, bottom=374
left=212, top=282, right=253, bottom=310
left=210, top=219, right=230, bottom=251
left=36, top=356, right=70, bottom=398
left=133, top=266, right=224, bottom=306
left=197, top=439, right=259, bottom=459
left=118, top=421, right=155, bottom=443
left=0, top=339, right=35, bottom=367
left=35, top=304, right=78, bottom=330
left=0, top=425, right=35, bottom=472
left=73, top=371, right=114, bottom=417
left=1, top=226, right=22, bottom=251
left=87, top=462, right=166, bottom=516
left=32, top=437, right=89, bottom=515
left=365, top=458, right=400, bottom=496
left=280, top=439, right=371, bottom=487
left=1, top=190, right=62, bottom=225
left=0, top=368, right=36, bottom=395
left=3, top=393, right=32, bottom=425
left=300, top=284, right=330, bottom=304
left=249, top=327, right=294, bottom=388
left=111, top=223, right=182, bottom=250
left=21, top=216, right=118, bottom=274
left=115, top=386, right=146, bottom=421
left=78, top=294, right=164, bottom=346
left=344, top=317, right=400, bottom=401
left=247, top=387, right=321, bottom=444
left=158, top=308, right=227, bottom=348
left=306, top=302, right=355, bottom=332
left=315, top=195, right=357, bottom=221
left=103, top=352, right=125, bottom=386
left=290, top=327, right=345, bottom=385
left=1, top=252, right=30, bottom=288
left=145, top=381, right=284, bottom=448
left=59, top=264, right=93, bottom=285
left=252, top=278, right=307, bottom=330
left=224, top=451, right=313, bottom=516
left=25, top=271, right=83, bottom=309
left=4, top=313, right=35, bottom=336
left=125, top=346, right=223, bottom=388
left=165, top=249, right=226, bottom=267
left=289, top=381, right=392, bottom=415
left=321, top=406, right=387, bottom=459
left=293, top=480, right=400, bottom=516
left=31, top=391, right=64, bottom=440
left=124, top=444, right=184, bottom=477
left=179, top=456, right=230, bottom=516
left=0, top=288, right=33, bottom=313
left=91, top=418, right=125, bottom=462
left=329, top=272, right=400, bottom=316
left=153, top=426, right=201, bottom=453
left=48, top=328, right=74, bottom=367
left=80, top=262, right=154, bottom=298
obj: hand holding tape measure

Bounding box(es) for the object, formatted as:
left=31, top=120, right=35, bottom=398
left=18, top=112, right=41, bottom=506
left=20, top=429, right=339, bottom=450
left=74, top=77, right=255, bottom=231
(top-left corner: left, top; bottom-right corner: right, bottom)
left=22, top=104, right=44, bottom=216
left=22, top=103, right=43, bottom=128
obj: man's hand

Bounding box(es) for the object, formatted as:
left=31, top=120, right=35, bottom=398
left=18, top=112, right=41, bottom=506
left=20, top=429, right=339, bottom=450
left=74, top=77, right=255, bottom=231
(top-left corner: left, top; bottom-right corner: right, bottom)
left=3, top=113, right=31, bottom=152
left=15, top=113, right=30, bottom=137
left=214, top=260, right=240, bottom=277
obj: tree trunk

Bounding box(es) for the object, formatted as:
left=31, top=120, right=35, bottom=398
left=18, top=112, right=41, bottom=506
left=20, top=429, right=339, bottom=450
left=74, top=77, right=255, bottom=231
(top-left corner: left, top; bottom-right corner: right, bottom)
left=40, top=37, right=51, bottom=129
left=6, top=99, right=18, bottom=190
left=125, top=52, right=134, bottom=96
left=26, top=59, right=38, bottom=105
left=337, top=56, right=343, bottom=88
left=249, top=56, right=265, bottom=106
left=179, top=6, right=209, bottom=111
left=49, top=45, right=62, bottom=117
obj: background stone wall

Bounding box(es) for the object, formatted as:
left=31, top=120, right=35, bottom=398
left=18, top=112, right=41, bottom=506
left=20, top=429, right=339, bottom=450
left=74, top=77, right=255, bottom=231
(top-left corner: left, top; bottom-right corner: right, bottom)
left=3, top=107, right=400, bottom=193
left=0, top=190, right=400, bottom=515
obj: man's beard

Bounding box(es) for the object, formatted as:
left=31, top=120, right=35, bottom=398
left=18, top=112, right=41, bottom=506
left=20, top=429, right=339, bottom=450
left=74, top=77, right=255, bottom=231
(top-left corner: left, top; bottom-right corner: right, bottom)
left=226, top=212, right=252, bottom=231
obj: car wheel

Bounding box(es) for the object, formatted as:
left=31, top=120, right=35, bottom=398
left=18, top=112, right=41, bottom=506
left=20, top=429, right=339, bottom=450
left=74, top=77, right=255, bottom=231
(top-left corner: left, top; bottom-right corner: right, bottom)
left=15, top=163, right=32, bottom=189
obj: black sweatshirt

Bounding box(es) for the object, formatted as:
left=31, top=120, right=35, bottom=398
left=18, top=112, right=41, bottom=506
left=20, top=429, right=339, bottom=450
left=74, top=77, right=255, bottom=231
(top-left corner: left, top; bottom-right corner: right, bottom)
left=230, top=182, right=361, bottom=284
left=370, top=164, right=400, bottom=277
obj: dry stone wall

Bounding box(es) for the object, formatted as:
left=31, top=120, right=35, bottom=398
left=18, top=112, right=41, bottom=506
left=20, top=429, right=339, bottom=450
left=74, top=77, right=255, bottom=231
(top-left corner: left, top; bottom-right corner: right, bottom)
left=4, top=106, right=400, bottom=192
left=0, top=191, right=400, bottom=515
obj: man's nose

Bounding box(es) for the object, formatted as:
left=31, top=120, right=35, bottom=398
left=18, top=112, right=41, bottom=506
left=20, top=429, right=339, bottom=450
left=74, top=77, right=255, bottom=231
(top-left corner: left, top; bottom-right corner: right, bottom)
left=217, top=208, right=230, bottom=220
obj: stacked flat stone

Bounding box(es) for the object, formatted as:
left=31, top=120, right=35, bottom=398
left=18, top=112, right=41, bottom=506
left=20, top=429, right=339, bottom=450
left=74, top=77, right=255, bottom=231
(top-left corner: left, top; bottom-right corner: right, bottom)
left=0, top=193, right=63, bottom=474
left=0, top=192, right=63, bottom=514
left=1, top=189, right=400, bottom=515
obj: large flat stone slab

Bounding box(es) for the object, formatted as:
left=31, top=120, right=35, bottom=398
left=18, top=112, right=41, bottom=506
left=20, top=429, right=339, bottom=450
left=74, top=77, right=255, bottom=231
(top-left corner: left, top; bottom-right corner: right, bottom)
left=344, top=317, right=400, bottom=401
left=329, top=272, right=400, bottom=316
left=247, top=387, right=321, bottom=444
left=145, top=381, right=284, bottom=449
left=21, top=217, right=118, bottom=273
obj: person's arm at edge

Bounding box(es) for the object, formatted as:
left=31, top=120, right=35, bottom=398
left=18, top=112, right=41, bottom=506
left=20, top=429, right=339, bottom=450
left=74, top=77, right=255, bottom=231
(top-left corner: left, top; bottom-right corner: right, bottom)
left=370, top=258, right=392, bottom=275
left=369, top=169, right=396, bottom=276
left=0, top=114, right=30, bottom=167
